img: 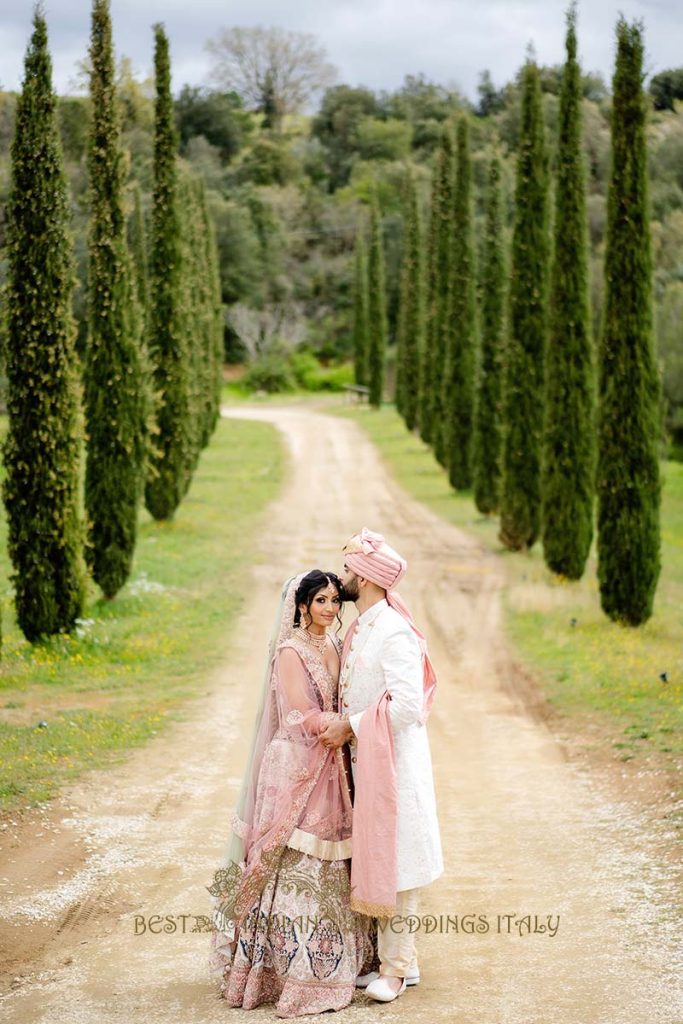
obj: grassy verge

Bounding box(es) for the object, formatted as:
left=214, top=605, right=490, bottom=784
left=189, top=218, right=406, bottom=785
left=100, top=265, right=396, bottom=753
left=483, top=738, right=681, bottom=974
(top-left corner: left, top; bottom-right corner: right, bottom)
left=336, top=403, right=683, bottom=770
left=0, top=414, right=284, bottom=812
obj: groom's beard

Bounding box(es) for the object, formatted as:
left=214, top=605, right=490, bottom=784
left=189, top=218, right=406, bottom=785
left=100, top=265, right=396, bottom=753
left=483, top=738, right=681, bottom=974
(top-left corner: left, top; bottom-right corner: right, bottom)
left=342, top=578, right=359, bottom=601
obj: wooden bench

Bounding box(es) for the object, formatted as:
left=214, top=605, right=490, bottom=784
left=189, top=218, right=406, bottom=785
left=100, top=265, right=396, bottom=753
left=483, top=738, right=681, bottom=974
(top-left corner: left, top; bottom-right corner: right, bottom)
left=343, top=384, right=370, bottom=403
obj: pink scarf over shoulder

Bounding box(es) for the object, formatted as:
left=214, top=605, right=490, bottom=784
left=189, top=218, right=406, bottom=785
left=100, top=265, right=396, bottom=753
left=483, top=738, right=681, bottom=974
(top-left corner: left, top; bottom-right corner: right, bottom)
left=341, top=595, right=436, bottom=917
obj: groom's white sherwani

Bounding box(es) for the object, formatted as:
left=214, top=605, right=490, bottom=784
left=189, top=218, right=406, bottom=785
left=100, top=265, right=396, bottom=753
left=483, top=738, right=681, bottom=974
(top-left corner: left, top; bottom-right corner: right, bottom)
left=341, top=598, right=443, bottom=892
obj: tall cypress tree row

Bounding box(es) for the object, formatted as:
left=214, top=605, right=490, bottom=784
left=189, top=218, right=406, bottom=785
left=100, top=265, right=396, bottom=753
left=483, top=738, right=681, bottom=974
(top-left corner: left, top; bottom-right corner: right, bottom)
left=84, top=0, right=146, bottom=599
left=144, top=23, right=190, bottom=520
left=431, top=129, right=455, bottom=466
left=542, top=5, right=595, bottom=579
left=3, top=9, right=86, bottom=640
left=396, top=169, right=424, bottom=431
left=473, top=155, right=505, bottom=515
left=444, top=115, right=477, bottom=489
left=352, top=226, right=369, bottom=387
left=499, top=59, right=549, bottom=550
left=419, top=130, right=452, bottom=445
left=367, top=190, right=388, bottom=408
left=597, top=17, right=661, bottom=624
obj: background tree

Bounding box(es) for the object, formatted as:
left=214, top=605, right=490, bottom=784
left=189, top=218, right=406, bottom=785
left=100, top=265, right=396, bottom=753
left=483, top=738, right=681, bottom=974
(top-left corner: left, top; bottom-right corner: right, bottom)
left=206, top=26, right=337, bottom=129
left=476, top=70, right=505, bottom=117
left=649, top=68, right=683, bottom=112
left=352, top=224, right=369, bottom=386
left=473, top=155, right=505, bottom=515
left=84, top=0, right=146, bottom=600
left=2, top=8, right=86, bottom=641
left=597, top=18, right=662, bottom=625
left=395, top=169, right=424, bottom=429
left=499, top=58, right=549, bottom=550
left=144, top=23, right=191, bottom=521
left=367, top=190, right=388, bottom=407
left=542, top=5, right=595, bottom=580
left=311, top=85, right=378, bottom=190
left=444, top=115, right=477, bottom=489
left=174, top=84, right=250, bottom=161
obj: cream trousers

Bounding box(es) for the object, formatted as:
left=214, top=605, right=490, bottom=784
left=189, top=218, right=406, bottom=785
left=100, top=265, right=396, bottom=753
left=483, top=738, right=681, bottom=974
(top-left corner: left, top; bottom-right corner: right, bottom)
left=378, top=887, right=420, bottom=979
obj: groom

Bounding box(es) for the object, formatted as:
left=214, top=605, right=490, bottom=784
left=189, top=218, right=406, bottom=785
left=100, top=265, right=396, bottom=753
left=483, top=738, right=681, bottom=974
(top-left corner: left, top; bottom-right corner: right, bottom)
left=319, top=527, right=443, bottom=1003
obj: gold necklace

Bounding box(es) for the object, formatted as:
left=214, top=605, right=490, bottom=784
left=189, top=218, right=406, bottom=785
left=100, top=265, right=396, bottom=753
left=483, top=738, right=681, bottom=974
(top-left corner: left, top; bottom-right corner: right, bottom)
left=294, top=625, right=327, bottom=652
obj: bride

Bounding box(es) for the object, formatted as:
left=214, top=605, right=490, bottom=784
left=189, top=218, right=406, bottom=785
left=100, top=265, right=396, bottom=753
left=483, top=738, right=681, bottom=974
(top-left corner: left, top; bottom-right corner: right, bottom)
left=207, top=569, right=378, bottom=1017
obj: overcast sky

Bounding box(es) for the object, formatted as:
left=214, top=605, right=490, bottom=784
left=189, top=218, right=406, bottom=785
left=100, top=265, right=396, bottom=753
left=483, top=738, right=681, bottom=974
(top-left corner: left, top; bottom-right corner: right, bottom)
left=1, top=1, right=681, bottom=101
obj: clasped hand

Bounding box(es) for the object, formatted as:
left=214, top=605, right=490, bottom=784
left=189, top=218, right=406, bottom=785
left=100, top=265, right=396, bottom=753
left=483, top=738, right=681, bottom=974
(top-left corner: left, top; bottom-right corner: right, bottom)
left=319, top=715, right=354, bottom=749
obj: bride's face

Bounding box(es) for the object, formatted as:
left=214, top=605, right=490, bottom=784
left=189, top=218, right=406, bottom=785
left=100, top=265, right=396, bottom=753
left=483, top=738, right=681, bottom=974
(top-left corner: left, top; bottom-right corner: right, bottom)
left=300, top=584, right=341, bottom=629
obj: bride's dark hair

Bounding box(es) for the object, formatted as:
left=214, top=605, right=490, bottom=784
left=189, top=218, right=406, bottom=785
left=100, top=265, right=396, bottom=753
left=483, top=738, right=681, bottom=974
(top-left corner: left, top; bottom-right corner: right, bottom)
left=294, top=570, right=344, bottom=633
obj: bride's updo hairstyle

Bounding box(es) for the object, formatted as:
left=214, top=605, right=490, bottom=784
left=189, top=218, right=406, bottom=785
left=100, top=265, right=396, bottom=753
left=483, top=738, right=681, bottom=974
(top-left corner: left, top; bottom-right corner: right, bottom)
left=294, top=570, right=344, bottom=633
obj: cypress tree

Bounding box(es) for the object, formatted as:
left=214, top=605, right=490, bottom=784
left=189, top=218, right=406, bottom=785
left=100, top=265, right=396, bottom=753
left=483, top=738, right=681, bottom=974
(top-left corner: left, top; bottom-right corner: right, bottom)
left=395, top=224, right=406, bottom=419
left=444, top=115, right=477, bottom=489
left=395, top=169, right=424, bottom=431
left=597, top=18, right=661, bottom=624
left=417, top=124, right=454, bottom=444
left=430, top=129, right=455, bottom=466
left=542, top=5, right=595, bottom=579
left=199, top=180, right=224, bottom=444
left=144, top=23, right=190, bottom=520
left=126, top=182, right=157, bottom=507
left=128, top=182, right=148, bottom=322
left=352, top=226, right=369, bottom=387
left=177, top=171, right=203, bottom=488
left=499, top=59, right=549, bottom=550
left=473, top=155, right=505, bottom=515
left=84, top=0, right=146, bottom=599
left=367, top=190, right=388, bottom=408
left=178, top=175, right=221, bottom=467
left=3, top=8, right=86, bottom=641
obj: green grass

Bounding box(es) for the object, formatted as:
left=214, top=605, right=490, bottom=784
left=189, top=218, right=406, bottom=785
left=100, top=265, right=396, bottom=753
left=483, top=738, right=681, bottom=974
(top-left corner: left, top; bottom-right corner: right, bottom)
left=0, top=414, right=284, bottom=812
left=336, top=403, right=683, bottom=770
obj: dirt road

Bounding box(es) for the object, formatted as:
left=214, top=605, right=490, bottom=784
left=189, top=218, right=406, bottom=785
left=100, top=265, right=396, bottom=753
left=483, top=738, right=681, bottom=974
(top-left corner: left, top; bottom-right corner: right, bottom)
left=1, top=404, right=680, bottom=1023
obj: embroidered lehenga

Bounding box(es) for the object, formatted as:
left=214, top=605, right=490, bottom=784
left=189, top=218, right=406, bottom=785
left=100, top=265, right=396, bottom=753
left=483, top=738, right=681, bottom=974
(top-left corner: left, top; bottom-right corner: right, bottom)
left=207, top=574, right=378, bottom=1017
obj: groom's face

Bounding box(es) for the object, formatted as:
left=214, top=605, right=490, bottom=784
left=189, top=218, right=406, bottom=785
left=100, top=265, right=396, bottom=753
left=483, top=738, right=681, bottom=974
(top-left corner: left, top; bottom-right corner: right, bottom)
left=340, top=563, right=360, bottom=601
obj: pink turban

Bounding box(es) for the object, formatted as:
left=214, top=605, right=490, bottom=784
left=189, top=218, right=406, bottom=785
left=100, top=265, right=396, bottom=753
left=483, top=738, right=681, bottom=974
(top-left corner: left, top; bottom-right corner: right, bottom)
left=342, top=527, right=407, bottom=590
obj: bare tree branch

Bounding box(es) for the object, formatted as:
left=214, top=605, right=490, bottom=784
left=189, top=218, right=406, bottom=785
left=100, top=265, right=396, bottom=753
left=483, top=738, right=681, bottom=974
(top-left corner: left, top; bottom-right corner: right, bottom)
left=205, top=26, right=337, bottom=120
left=228, top=302, right=307, bottom=359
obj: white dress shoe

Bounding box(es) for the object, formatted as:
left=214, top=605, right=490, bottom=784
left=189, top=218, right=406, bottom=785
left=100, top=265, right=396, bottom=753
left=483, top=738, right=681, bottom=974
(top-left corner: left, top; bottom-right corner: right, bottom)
left=365, top=975, right=407, bottom=1002
left=356, top=967, right=420, bottom=988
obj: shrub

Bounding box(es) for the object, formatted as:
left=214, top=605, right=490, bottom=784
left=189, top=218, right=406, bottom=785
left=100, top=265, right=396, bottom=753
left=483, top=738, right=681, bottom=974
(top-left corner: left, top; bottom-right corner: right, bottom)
left=242, top=353, right=295, bottom=392
left=290, top=351, right=354, bottom=391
